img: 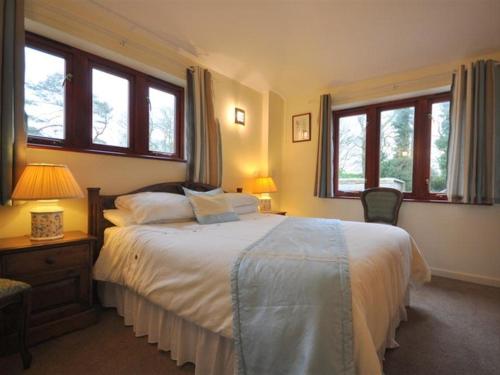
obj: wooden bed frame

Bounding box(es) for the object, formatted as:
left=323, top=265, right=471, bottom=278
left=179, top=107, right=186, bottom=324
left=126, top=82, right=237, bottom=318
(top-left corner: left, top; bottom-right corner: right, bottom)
left=87, top=181, right=217, bottom=260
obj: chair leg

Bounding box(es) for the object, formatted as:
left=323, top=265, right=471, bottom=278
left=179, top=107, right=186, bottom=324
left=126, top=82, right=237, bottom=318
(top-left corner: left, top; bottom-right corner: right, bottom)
left=18, top=290, right=32, bottom=369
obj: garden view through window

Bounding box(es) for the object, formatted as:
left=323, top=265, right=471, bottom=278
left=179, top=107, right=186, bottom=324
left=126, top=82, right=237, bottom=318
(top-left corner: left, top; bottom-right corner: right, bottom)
left=25, top=47, right=66, bottom=140
left=148, top=87, right=176, bottom=154
left=338, top=114, right=367, bottom=192
left=429, top=101, right=450, bottom=193
left=334, top=93, right=451, bottom=201
left=379, top=107, right=415, bottom=192
left=24, top=32, right=184, bottom=161
left=92, top=68, right=130, bottom=148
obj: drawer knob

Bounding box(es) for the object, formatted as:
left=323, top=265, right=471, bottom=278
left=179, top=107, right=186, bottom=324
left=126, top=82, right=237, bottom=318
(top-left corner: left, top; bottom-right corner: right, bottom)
left=45, top=256, right=56, bottom=265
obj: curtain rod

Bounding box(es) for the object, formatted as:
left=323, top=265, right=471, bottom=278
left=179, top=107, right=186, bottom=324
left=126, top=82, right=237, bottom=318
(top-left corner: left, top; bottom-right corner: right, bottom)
left=307, top=71, right=454, bottom=103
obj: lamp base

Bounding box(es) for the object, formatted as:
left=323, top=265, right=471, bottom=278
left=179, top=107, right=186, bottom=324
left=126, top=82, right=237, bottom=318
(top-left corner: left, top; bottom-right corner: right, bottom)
left=259, top=197, right=272, bottom=212
left=30, top=206, right=64, bottom=241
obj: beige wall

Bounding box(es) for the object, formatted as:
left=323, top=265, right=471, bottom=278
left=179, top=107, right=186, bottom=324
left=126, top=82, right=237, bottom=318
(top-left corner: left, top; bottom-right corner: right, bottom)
left=275, top=51, right=500, bottom=287
left=267, top=91, right=285, bottom=208
left=0, top=8, right=269, bottom=238
left=213, top=71, right=266, bottom=193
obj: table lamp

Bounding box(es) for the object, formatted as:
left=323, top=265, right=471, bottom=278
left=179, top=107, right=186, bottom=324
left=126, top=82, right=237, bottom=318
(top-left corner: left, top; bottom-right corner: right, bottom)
left=11, top=163, right=84, bottom=241
left=252, top=177, right=277, bottom=212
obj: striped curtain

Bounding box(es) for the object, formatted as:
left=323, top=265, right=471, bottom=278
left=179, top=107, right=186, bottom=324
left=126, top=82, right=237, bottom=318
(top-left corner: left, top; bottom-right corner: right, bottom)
left=447, top=60, right=500, bottom=204
left=186, top=67, right=223, bottom=187
left=0, top=0, right=26, bottom=205
left=314, top=94, right=334, bottom=197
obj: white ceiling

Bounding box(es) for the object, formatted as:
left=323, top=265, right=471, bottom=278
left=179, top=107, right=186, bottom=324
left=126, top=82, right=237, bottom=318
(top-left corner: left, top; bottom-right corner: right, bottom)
left=90, top=0, right=500, bottom=97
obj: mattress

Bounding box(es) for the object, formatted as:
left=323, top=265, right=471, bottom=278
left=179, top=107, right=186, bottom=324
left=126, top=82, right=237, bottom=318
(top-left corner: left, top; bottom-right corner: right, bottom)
left=93, top=213, right=431, bottom=374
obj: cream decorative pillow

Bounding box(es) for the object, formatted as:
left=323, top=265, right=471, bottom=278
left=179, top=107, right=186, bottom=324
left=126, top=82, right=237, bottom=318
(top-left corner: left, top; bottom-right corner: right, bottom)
left=182, top=187, right=224, bottom=196
left=188, top=194, right=239, bottom=224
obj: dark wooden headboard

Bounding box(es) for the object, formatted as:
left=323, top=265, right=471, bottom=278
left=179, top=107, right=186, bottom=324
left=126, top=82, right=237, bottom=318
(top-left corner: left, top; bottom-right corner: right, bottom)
left=87, top=181, right=217, bottom=260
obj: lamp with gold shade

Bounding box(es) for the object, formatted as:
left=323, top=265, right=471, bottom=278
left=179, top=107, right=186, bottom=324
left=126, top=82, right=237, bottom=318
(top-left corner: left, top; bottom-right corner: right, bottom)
left=12, top=163, right=84, bottom=241
left=252, top=176, right=277, bottom=212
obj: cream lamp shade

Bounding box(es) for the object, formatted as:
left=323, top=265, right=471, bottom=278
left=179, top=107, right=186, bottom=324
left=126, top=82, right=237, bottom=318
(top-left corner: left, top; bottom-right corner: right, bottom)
left=12, top=163, right=84, bottom=241
left=252, top=177, right=277, bottom=212
left=252, top=177, right=277, bottom=194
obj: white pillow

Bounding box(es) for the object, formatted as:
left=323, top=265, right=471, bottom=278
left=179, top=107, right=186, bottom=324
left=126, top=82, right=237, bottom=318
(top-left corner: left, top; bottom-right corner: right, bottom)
left=115, top=192, right=194, bottom=224
left=182, top=187, right=224, bottom=196
left=224, top=193, right=259, bottom=209
left=234, top=204, right=259, bottom=215
left=103, top=209, right=137, bottom=227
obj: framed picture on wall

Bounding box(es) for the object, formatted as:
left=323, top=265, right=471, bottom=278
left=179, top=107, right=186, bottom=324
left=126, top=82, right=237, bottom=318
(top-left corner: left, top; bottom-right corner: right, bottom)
left=292, top=113, right=311, bottom=142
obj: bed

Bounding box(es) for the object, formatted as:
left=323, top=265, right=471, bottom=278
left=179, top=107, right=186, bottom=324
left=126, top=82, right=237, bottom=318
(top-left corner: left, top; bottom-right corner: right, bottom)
left=88, top=182, right=431, bottom=375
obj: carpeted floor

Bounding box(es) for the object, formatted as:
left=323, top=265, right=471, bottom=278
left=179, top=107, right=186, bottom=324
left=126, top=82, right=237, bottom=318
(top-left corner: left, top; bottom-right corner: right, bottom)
left=384, top=276, right=500, bottom=375
left=1, top=276, right=499, bottom=374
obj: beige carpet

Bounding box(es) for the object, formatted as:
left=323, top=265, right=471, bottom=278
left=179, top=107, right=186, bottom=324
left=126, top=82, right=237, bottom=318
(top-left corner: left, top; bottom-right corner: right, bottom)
left=1, top=276, right=499, bottom=375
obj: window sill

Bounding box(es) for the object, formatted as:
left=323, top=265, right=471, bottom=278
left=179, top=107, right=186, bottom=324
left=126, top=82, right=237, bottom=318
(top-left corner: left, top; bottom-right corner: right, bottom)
left=327, top=195, right=470, bottom=205
left=27, top=143, right=187, bottom=163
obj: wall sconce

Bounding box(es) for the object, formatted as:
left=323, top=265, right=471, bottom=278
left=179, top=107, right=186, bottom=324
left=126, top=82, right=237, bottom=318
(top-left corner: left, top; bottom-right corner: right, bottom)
left=235, top=107, right=245, bottom=125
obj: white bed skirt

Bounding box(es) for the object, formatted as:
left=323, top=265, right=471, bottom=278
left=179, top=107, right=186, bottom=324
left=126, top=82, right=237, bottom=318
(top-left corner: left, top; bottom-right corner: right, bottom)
left=98, top=282, right=235, bottom=375
left=99, top=281, right=410, bottom=374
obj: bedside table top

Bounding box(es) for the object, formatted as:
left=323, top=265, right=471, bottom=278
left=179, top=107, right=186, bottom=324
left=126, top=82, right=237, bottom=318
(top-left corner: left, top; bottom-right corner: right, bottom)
left=262, top=211, right=287, bottom=216
left=0, top=231, right=95, bottom=252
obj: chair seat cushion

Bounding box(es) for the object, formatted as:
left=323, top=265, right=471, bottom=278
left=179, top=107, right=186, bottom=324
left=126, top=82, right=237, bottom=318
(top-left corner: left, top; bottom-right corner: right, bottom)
left=0, top=278, right=31, bottom=299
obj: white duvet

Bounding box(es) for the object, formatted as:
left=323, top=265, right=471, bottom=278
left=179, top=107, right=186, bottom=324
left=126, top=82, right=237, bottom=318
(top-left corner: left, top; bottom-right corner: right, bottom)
left=93, top=213, right=430, bottom=374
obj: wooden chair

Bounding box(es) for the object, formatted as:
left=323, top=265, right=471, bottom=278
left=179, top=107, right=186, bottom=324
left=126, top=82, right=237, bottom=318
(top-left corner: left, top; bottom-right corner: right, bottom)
left=0, top=278, right=32, bottom=369
left=361, top=187, right=403, bottom=226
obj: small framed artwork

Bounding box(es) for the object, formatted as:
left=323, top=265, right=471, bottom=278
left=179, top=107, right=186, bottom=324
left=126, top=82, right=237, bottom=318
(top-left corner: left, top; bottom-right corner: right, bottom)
left=292, top=113, right=311, bottom=142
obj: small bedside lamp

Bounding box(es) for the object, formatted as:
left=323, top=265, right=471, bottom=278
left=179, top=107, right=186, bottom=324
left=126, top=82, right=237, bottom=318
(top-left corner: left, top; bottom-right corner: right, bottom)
left=12, top=163, right=84, bottom=241
left=252, top=177, right=277, bottom=212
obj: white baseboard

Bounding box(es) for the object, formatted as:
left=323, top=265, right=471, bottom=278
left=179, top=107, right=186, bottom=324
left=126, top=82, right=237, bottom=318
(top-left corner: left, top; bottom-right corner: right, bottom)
left=431, top=267, right=500, bottom=288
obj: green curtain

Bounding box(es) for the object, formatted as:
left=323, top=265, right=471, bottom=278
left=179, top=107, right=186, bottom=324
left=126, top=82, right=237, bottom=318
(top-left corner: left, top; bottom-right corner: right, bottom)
left=447, top=60, right=500, bottom=204
left=314, top=94, right=334, bottom=197
left=0, top=0, right=25, bottom=205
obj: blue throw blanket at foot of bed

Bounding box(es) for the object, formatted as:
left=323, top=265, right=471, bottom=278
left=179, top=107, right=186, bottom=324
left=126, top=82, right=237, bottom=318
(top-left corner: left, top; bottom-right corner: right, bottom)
left=231, top=217, right=355, bottom=375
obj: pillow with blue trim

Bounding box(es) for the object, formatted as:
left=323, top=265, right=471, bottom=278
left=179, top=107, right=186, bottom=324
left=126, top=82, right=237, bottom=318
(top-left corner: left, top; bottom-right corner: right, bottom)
left=188, top=194, right=239, bottom=224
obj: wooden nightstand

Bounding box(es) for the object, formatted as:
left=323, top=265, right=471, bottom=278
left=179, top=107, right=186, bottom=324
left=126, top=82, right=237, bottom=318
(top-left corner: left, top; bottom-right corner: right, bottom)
left=0, top=231, right=98, bottom=345
left=264, top=211, right=287, bottom=216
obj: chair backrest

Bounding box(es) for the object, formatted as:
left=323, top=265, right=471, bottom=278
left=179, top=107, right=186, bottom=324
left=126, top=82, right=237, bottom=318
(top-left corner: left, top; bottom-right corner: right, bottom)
left=361, top=187, right=403, bottom=226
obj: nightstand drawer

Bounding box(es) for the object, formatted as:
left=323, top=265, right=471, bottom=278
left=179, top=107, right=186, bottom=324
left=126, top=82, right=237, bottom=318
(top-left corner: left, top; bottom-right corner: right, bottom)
left=32, top=274, right=82, bottom=312
left=3, top=244, right=89, bottom=276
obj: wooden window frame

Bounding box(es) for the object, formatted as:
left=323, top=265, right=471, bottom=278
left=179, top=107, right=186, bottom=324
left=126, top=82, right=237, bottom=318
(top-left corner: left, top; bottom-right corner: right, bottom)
left=89, top=60, right=135, bottom=153
left=25, top=34, right=73, bottom=148
left=333, top=92, right=451, bottom=202
left=25, top=32, right=185, bottom=162
left=145, top=77, right=185, bottom=158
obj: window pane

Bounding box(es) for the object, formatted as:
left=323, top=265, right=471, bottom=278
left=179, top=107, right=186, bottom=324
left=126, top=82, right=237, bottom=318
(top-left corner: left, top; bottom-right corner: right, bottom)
left=338, top=114, right=367, bottom=192
left=25, top=47, right=65, bottom=139
left=379, top=107, right=415, bottom=192
left=92, top=69, right=129, bottom=147
left=429, top=101, right=450, bottom=193
left=148, top=87, right=176, bottom=154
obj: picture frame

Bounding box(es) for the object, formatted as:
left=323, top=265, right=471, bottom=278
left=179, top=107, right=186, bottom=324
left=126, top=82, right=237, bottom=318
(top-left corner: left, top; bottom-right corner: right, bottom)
left=292, top=113, right=311, bottom=143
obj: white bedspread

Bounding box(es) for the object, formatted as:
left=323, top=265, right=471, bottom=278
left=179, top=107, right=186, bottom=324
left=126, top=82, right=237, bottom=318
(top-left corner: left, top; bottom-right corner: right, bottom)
left=93, top=213, right=430, bottom=374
